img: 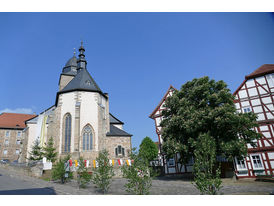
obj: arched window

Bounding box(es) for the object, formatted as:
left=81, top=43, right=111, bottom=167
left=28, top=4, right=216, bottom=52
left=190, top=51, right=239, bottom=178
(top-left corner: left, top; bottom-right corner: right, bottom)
left=115, top=145, right=125, bottom=157
left=64, top=114, right=71, bottom=152
left=83, top=125, right=93, bottom=151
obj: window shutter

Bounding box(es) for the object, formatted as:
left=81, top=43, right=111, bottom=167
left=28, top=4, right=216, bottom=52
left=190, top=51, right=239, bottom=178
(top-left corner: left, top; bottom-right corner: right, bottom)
left=122, top=148, right=125, bottom=156
left=115, top=148, right=118, bottom=156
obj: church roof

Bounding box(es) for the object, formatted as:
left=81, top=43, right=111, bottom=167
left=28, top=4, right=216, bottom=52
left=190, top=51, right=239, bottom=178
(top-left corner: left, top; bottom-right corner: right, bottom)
left=60, top=68, right=102, bottom=93
left=106, top=124, right=132, bottom=137
left=109, top=113, right=124, bottom=124
left=0, top=113, right=37, bottom=129
left=61, top=56, right=77, bottom=76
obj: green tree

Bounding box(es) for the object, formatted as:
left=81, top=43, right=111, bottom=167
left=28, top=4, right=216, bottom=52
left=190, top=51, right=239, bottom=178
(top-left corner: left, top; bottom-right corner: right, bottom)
left=139, top=136, right=158, bottom=165
left=77, top=157, right=92, bottom=188
left=43, top=137, right=58, bottom=163
left=160, top=77, right=261, bottom=194
left=161, top=76, right=261, bottom=163
left=92, top=149, right=114, bottom=194
left=121, top=148, right=152, bottom=195
left=28, top=139, right=44, bottom=161
left=193, top=133, right=222, bottom=195
left=51, top=155, right=73, bottom=184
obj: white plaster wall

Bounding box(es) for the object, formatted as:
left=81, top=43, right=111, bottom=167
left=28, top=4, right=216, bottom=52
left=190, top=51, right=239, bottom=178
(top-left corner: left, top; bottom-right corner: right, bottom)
left=262, top=132, right=271, bottom=138
left=253, top=106, right=263, bottom=113
left=266, top=74, right=274, bottom=87
left=266, top=112, right=274, bottom=120
left=59, top=93, right=76, bottom=153
left=268, top=152, right=274, bottom=159
left=251, top=99, right=260, bottom=106
left=246, top=79, right=255, bottom=88
left=262, top=97, right=271, bottom=104
left=257, top=113, right=265, bottom=121
left=255, top=76, right=266, bottom=84
left=239, top=90, right=247, bottom=98
left=258, top=87, right=268, bottom=95
left=267, top=104, right=274, bottom=112
left=270, top=161, right=274, bottom=169
left=260, top=125, right=268, bottom=131
left=241, top=101, right=250, bottom=107
left=26, top=123, right=37, bottom=160
left=79, top=92, right=99, bottom=151
left=235, top=103, right=240, bottom=109
left=248, top=88, right=258, bottom=97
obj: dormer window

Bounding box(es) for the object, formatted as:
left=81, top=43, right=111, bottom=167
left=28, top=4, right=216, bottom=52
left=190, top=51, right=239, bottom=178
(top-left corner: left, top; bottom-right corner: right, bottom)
left=115, top=145, right=125, bottom=157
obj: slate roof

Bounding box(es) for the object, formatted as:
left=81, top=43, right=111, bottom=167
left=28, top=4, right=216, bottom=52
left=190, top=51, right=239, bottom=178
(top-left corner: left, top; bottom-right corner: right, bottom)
left=61, top=56, right=77, bottom=76
left=245, top=64, right=274, bottom=80
left=106, top=125, right=132, bottom=137
left=109, top=113, right=124, bottom=124
left=0, top=113, right=37, bottom=129
left=59, top=68, right=103, bottom=94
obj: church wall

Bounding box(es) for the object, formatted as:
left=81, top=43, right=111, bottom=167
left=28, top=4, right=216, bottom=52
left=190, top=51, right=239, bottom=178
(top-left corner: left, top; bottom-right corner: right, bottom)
left=105, top=136, right=131, bottom=159
left=59, top=93, right=76, bottom=153
left=79, top=92, right=99, bottom=152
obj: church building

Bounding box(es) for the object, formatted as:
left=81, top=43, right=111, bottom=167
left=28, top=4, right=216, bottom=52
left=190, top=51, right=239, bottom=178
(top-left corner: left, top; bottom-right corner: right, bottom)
left=20, top=42, right=132, bottom=162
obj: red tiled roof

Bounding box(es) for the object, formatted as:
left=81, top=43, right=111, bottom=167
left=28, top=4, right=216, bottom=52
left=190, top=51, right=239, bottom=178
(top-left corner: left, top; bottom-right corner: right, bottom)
left=0, top=113, right=37, bottom=129
left=245, top=64, right=274, bottom=80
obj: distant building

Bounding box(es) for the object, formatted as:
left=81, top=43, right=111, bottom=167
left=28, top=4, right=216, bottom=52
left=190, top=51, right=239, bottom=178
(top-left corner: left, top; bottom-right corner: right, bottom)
left=233, top=64, right=274, bottom=178
left=0, top=113, right=36, bottom=162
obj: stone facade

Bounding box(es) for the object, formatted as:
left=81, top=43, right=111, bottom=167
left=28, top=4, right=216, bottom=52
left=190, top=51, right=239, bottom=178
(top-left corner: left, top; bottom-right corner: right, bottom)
left=0, top=129, right=23, bottom=162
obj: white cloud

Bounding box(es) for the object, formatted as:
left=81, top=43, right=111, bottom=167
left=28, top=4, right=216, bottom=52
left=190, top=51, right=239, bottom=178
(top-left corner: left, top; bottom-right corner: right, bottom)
left=0, top=108, right=34, bottom=114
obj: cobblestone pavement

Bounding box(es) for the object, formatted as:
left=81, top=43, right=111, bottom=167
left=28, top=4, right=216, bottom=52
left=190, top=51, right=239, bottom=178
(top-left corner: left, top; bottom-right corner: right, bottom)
left=0, top=167, right=273, bottom=195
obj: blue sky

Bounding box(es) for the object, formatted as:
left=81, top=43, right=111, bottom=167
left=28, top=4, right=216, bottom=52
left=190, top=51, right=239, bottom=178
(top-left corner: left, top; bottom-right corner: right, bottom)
left=0, top=13, right=274, bottom=148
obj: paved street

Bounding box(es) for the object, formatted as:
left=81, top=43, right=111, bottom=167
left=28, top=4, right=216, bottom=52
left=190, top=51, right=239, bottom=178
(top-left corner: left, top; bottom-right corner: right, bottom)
left=0, top=166, right=273, bottom=195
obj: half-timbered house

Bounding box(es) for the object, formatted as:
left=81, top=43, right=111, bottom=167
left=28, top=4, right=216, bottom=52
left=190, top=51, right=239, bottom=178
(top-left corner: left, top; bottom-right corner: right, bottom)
left=149, top=86, right=194, bottom=175
left=233, top=64, right=274, bottom=178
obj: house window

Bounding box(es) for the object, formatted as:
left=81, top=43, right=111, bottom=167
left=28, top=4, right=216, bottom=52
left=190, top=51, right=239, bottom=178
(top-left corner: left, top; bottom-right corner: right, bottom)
left=243, top=107, right=251, bottom=113
left=115, top=145, right=125, bottom=157
left=3, top=149, right=7, bottom=155
left=5, top=131, right=10, bottom=137
left=17, top=131, right=22, bottom=138
left=82, top=125, right=93, bottom=151
left=16, top=140, right=21, bottom=145
left=5, top=140, right=9, bottom=145
left=168, top=159, right=175, bottom=166
left=251, top=155, right=263, bottom=169
left=235, top=157, right=247, bottom=170
left=15, top=149, right=20, bottom=155
left=64, top=114, right=71, bottom=152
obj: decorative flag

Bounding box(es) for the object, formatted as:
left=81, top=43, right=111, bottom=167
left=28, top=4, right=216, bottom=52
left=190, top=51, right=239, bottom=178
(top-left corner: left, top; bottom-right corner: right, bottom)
left=69, top=160, right=72, bottom=167
left=126, top=159, right=131, bottom=166
left=84, top=160, right=87, bottom=167
left=86, top=160, right=89, bottom=168
left=109, top=159, right=112, bottom=166
left=96, top=160, right=98, bottom=168
left=93, top=160, right=96, bottom=168
left=74, top=160, right=78, bottom=167
left=112, top=160, right=115, bottom=166
left=117, top=159, right=121, bottom=166
left=120, top=159, right=123, bottom=166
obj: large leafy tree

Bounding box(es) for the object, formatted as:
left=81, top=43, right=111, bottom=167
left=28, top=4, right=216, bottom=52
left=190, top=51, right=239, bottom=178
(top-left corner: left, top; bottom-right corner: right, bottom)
left=139, top=136, right=158, bottom=164
left=161, top=76, right=261, bottom=164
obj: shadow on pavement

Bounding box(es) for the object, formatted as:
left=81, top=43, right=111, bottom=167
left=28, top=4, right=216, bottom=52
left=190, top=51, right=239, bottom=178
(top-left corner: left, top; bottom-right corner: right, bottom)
left=0, top=187, right=56, bottom=195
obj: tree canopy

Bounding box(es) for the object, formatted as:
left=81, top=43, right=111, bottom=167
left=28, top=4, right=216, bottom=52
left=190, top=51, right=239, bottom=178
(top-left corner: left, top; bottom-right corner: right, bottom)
left=161, top=76, right=261, bottom=164
left=139, top=136, right=158, bottom=164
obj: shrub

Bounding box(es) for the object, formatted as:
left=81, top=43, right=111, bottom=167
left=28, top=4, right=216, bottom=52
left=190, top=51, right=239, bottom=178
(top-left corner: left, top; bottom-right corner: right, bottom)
left=77, top=157, right=92, bottom=188
left=121, top=148, right=152, bottom=195
left=92, top=149, right=114, bottom=194
left=51, top=155, right=73, bottom=184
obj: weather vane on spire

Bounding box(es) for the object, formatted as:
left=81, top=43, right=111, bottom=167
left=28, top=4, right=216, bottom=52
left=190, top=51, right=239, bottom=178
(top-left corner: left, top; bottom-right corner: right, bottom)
left=73, top=48, right=76, bottom=56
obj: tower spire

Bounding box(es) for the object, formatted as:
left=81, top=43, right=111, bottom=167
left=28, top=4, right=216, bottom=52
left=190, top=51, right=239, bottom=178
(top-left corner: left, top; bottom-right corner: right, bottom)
left=77, top=41, right=87, bottom=71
